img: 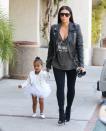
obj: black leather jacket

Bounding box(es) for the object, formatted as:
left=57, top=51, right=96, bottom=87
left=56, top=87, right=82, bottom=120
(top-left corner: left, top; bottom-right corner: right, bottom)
left=46, top=22, right=84, bottom=69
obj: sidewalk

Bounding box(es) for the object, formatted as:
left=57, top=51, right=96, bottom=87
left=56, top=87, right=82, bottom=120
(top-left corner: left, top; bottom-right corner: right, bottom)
left=0, top=66, right=103, bottom=131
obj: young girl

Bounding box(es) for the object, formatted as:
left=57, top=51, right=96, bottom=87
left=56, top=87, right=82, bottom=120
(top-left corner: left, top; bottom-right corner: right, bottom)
left=18, top=57, right=51, bottom=118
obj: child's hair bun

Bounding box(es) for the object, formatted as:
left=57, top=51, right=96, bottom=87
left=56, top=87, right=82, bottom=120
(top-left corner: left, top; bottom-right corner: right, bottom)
left=34, top=56, right=43, bottom=65
left=35, top=56, right=40, bottom=60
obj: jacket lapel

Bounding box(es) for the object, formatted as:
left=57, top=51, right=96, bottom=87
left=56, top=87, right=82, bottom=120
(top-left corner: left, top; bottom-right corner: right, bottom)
left=68, top=22, right=76, bottom=45
left=52, top=22, right=76, bottom=45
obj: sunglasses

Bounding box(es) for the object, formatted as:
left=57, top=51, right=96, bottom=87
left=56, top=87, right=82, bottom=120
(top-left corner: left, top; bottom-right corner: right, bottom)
left=60, top=13, right=70, bottom=17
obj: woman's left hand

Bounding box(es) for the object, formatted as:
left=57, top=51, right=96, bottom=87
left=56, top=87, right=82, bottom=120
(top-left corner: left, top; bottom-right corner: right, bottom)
left=77, top=67, right=86, bottom=72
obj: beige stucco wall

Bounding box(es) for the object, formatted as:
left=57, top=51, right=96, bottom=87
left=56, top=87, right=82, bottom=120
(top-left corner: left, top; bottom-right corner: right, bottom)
left=66, top=0, right=92, bottom=65
left=0, top=0, right=9, bottom=14
left=9, top=0, right=40, bottom=43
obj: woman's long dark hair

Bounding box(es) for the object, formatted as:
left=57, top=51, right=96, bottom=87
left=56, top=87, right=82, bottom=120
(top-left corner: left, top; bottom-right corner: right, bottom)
left=58, top=6, right=74, bottom=24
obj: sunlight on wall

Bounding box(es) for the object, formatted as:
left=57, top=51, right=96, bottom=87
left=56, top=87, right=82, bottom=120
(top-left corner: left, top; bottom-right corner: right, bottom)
left=0, top=0, right=9, bottom=15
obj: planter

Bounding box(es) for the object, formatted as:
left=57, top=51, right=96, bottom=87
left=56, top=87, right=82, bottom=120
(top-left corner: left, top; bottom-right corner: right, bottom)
left=92, top=47, right=106, bottom=66
left=9, top=41, right=39, bottom=79
left=0, top=59, right=9, bottom=79
left=0, top=59, right=4, bottom=79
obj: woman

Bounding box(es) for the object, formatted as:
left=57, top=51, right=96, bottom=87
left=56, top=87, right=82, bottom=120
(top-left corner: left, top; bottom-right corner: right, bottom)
left=46, top=6, right=85, bottom=125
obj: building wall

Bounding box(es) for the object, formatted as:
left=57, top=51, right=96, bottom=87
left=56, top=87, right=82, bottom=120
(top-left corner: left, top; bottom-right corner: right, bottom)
left=9, top=0, right=92, bottom=58
left=9, top=0, right=40, bottom=43
left=0, top=0, right=9, bottom=14
left=66, top=0, right=92, bottom=65
left=0, top=0, right=92, bottom=79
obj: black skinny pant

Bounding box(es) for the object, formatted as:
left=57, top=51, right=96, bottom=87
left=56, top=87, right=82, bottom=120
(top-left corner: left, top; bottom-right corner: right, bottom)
left=53, top=67, right=77, bottom=121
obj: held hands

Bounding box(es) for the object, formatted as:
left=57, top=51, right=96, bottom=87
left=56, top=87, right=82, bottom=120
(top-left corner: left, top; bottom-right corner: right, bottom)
left=46, top=68, right=50, bottom=72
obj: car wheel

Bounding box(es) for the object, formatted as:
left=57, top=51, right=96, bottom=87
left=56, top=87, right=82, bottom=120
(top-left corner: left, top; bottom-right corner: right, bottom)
left=102, top=92, right=106, bottom=97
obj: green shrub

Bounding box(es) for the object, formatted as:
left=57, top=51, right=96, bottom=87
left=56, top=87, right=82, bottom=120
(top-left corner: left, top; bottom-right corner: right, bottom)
left=92, top=0, right=106, bottom=45
left=0, top=10, right=14, bottom=61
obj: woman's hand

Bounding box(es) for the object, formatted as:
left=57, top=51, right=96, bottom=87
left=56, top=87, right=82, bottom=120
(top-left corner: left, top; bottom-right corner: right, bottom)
left=77, top=67, right=86, bottom=72
left=77, top=67, right=86, bottom=77
left=18, top=85, right=22, bottom=88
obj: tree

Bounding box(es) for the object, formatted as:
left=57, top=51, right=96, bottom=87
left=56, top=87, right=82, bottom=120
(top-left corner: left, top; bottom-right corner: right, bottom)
left=42, top=0, right=66, bottom=41
left=92, top=0, right=106, bottom=45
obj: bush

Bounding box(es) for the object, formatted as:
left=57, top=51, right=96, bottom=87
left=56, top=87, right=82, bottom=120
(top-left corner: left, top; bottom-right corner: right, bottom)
left=92, top=0, right=106, bottom=45
left=0, top=10, right=14, bottom=61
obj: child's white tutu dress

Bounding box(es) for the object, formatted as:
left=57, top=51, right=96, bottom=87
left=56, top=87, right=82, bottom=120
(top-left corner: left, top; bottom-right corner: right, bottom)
left=21, top=70, right=51, bottom=98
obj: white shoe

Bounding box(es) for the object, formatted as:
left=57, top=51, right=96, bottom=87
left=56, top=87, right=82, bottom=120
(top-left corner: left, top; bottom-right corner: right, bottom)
left=32, top=113, right=36, bottom=118
left=99, top=105, right=106, bottom=124
left=40, top=113, right=45, bottom=119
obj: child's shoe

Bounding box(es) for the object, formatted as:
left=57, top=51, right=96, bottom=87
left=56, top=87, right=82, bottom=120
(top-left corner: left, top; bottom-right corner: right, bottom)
left=40, top=113, right=45, bottom=119
left=32, top=113, right=36, bottom=118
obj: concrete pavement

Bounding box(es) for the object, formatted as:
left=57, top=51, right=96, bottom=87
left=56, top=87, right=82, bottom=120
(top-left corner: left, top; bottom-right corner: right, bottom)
left=0, top=66, right=103, bottom=131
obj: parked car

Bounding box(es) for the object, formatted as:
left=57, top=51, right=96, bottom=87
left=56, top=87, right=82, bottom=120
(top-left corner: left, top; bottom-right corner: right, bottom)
left=97, top=59, right=106, bottom=97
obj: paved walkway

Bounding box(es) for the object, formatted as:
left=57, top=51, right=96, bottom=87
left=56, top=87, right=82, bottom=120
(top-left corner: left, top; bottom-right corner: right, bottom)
left=0, top=66, right=103, bottom=131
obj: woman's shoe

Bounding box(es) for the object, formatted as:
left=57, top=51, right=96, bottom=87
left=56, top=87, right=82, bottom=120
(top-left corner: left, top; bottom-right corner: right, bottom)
left=58, top=120, right=65, bottom=125
left=65, top=108, right=71, bottom=122
left=58, top=110, right=65, bottom=125
left=65, top=119, right=70, bottom=124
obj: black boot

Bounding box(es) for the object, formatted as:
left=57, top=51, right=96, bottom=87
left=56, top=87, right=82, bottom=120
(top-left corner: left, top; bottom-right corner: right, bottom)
left=58, top=119, right=65, bottom=125
left=65, top=107, right=71, bottom=122
left=58, top=110, right=65, bottom=125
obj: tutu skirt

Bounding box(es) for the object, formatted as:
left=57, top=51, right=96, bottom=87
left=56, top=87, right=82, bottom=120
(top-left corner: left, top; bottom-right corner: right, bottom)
left=24, top=83, right=51, bottom=98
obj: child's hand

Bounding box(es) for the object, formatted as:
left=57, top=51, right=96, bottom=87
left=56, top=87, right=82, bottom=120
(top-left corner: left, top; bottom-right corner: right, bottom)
left=46, top=68, right=50, bottom=72
left=18, top=85, right=22, bottom=88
